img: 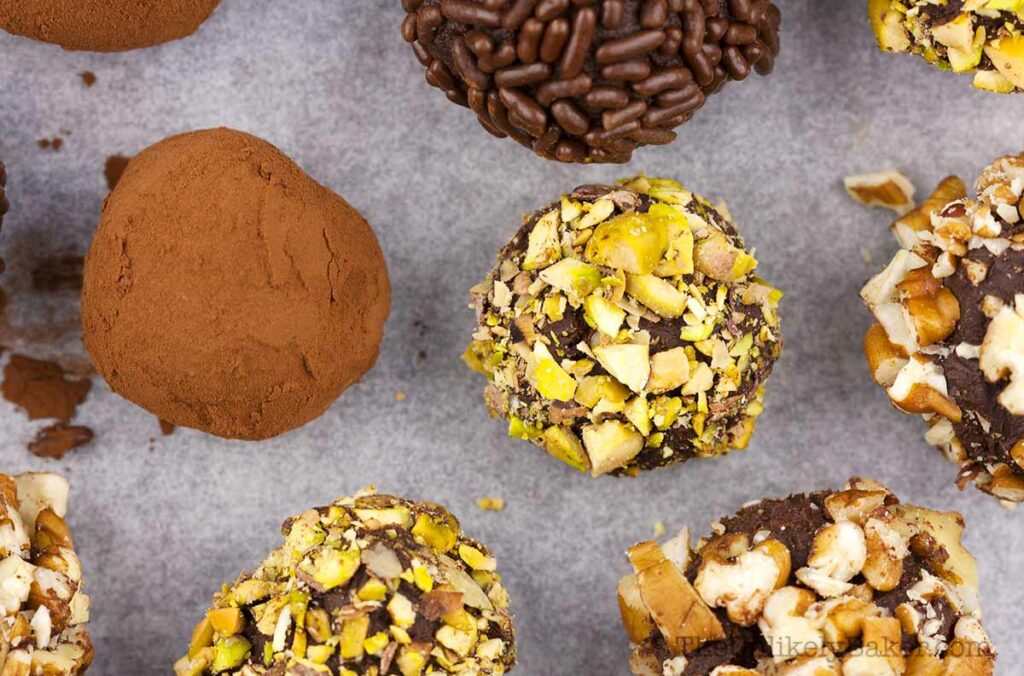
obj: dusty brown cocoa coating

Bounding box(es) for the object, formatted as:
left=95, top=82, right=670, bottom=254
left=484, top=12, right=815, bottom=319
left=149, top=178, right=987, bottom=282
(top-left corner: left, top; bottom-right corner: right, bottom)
left=81, top=128, right=391, bottom=440
left=0, top=0, right=221, bottom=52
left=401, top=0, right=781, bottom=163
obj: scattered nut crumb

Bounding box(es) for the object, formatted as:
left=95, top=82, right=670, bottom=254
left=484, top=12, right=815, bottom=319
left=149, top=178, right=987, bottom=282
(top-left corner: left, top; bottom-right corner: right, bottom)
left=80, top=71, right=96, bottom=88
left=28, top=422, right=93, bottom=459
left=477, top=497, right=505, bottom=512
left=860, top=247, right=875, bottom=268
left=395, top=391, right=407, bottom=402
left=38, top=137, right=64, bottom=152
left=844, top=169, right=916, bottom=214
left=653, top=521, right=666, bottom=538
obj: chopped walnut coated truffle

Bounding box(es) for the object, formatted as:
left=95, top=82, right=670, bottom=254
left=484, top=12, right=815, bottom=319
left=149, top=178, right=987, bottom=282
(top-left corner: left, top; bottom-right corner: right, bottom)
left=861, top=153, right=1024, bottom=503
left=174, top=488, right=515, bottom=676
left=465, top=176, right=782, bottom=477
left=617, top=478, right=995, bottom=675
left=870, top=0, right=1024, bottom=94
left=0, top=472, right=93, bottom=675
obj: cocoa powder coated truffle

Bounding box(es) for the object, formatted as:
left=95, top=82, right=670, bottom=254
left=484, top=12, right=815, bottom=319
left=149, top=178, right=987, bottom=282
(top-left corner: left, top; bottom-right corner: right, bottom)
left=81, top=128, right=391, bottom=441
left=0, top=0, right=222, bottom=52
left=618, top=478, right=996, bottom=674
left=401, top=0, right=781, bottom=163
left=174, top=488, right=516, bottom=675
left=465, top=176, right=781, bottom=476
left=861, top=153, right=1024, bottom=503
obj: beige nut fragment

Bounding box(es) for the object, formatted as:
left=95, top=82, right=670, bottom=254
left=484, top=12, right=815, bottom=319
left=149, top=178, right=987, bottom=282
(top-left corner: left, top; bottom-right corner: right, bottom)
left=795, top=523, right=867, bottom=598
left=886, top=355, right=962, bottom=423
left=864, top=323, right=907, bottom=388
left=978, top=298, right=1024, bottom=415
left=626, top=540, right=725, bottom=655
left=824, top=484, right=890, bottom=525
left=862, top=515, right=908, bottom=593
left=842, top=616, right=905, bottom=675
left=897, top=268, right=961, bottom=348
left=892, top=176, right=968, bottom=252
left=758, top=586, right=824, bottom=663
left=693, top=538, right=790, bottom=626
left=617, top=573, right=656, bottom=644
left=894, top=505, right=978, bottom=591
left=845, top=169, right=916, bottom=215
left=820, top=596, right=881, bottom=654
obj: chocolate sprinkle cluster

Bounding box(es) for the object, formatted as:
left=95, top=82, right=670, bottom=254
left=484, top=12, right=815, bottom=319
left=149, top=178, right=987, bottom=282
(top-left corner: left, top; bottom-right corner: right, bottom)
left=861, top=153, right=1024, bottom=503
left=400, top=0, right=781, bottom=163
left=175, top=488, right=516, bottom=676
left=619, top=478, right=996, bottom=675
left=465, top=176, right=781, bottom=476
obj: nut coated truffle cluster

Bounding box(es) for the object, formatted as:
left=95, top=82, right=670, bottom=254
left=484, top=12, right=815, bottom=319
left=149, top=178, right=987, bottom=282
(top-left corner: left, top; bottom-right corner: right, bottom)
left=861, top=154, right=1024, bottom=503
left=0, top=473, right=93, bottom=675
left=465, top=176, right=782, bottom=476
left=400, top=0, right=781, bottom=163
left=175, top=489, right=516, bottom=676
left=870, top=0, right=1024, bottom=93
left=618, top=478, right=995, bottom=675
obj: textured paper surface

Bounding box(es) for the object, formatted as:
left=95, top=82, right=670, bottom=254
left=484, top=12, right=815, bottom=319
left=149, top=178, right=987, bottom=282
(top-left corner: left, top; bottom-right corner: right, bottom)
left=1, top=2, right=1023, bottom=673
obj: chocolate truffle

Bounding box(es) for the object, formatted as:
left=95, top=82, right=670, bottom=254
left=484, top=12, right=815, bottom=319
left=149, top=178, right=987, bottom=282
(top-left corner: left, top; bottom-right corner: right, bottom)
left=0, top=0, right=222, bottom=52
left=618, top=477, right=996, bottom=675
left=400, top=0, right=781, bottom=163
left=81, top=128, right=391, bottom=440
left=0, top=472, right=93, bottom=674
left=861, top=154, right=1024, bottom=503
left=870, top=0, right=1024, bottom=94
left=174, top=488, right=516, bottom=676
left=465, top=176, right=782, bottom=476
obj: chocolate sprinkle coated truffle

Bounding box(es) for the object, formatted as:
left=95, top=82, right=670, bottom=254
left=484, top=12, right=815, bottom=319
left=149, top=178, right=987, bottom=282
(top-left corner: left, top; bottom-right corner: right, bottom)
left=465, top=176, right=781, bottom=476
left=0, top=472, right=94, bottom=674
left=401, top=0, right=781, bottom=163
left=174, top=488, right=516, bottom=676
left=861, top=153, right=1024, bottom=503
left=870, top=0, right=1024, bottom=94
left=618, top=478, right=996, bottom=675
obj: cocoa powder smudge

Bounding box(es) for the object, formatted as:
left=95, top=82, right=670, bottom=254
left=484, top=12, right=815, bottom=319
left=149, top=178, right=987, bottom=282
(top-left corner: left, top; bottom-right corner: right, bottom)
left=1, top=355, right=91, bottom=421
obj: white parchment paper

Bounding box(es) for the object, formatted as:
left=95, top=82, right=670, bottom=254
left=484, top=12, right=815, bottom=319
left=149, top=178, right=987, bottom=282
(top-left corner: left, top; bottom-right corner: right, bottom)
left=1, top=2, right=1023, bottom=673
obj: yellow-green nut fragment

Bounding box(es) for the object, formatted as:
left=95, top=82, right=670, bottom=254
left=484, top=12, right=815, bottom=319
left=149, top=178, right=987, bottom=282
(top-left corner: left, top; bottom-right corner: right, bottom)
left=467, top=177, right=782, bottom=476
left=869, top=0, right=1024, bottom=93
left=174, top=488, right=516, bottom=675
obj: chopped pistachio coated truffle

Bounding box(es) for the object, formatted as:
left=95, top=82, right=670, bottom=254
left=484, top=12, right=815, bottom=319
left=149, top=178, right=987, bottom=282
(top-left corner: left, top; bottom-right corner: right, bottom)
left=465, top=177, right=782, bottom=477
left=861, top=154, right=1024, bottom=503
left=869, top=0, right=1024, bottom=93
left=174, top=488, right=516, bottom=676
left=0, top=472, right=93, bottom=674
left=618, top=478, right=996, bottom=675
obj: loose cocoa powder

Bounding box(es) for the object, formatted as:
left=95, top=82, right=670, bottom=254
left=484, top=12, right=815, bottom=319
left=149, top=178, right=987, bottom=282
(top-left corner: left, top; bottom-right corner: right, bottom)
left=1, top=354, right=91, bottom=421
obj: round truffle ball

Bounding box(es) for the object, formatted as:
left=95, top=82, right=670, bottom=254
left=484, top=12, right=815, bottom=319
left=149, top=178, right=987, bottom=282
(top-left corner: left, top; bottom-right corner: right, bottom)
left=81, top=128, right=390, bottom=440
left=400, top=0, right=781, bottom=164
left=870, top=0, right=1024, bottom=94
left=861, top=154, right=1024, bottom=503
left=465, top=176, right=782, bottom=476
left=618, top=477, right=996, bottom=675
left=174, top=488, right=517, bottom=675
left=0, top=0, right=221, bottom=52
